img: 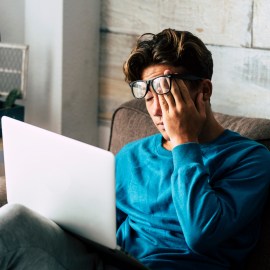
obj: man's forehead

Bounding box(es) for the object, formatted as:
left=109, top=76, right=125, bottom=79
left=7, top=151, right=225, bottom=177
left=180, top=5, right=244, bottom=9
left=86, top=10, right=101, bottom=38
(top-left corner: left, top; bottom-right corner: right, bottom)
left=141, top=65, right=186, bottom=80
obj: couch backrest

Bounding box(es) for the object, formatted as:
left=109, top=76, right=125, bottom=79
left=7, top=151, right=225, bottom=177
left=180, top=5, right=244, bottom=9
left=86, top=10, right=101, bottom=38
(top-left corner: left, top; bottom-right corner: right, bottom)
left=108, top=99, right=270, bottom=270
left=108, top=99, right=270, bottom=154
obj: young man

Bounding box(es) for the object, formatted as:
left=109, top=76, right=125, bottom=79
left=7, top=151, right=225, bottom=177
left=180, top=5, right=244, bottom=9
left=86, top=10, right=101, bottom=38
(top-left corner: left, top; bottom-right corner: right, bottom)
left=1, top=29, right=270, bottom=270
left=115, top=29, right=270, bottom=269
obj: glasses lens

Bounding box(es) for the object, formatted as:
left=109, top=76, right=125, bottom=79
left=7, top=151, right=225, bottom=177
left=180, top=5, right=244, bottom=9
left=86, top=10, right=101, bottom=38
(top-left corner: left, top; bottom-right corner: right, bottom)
left=132, top=81, right=147, bottom=98
left=152, top=76, right=170, bottom=94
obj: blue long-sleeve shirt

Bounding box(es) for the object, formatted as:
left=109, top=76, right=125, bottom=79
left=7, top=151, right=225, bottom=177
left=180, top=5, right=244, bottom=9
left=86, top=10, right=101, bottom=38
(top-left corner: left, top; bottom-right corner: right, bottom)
left=115, top=130, right=270, bottom=270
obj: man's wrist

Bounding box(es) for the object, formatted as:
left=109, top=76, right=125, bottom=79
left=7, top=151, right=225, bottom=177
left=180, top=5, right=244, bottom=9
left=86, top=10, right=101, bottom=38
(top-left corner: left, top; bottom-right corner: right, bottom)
left=172, top=142, right=203, bottom=167
left=171, top=136, right=199, bottom=148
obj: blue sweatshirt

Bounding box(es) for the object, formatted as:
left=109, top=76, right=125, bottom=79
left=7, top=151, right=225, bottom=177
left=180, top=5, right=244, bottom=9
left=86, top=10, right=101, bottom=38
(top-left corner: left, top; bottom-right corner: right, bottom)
left=116, top=130, right=270, bottom=270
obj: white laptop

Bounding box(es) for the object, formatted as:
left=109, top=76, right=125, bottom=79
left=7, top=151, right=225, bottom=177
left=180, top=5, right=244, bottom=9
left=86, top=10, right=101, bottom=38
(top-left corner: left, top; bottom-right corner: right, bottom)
left=2, top=116, right=118, bottom=247
left=1, top=116, right=149, bottom=269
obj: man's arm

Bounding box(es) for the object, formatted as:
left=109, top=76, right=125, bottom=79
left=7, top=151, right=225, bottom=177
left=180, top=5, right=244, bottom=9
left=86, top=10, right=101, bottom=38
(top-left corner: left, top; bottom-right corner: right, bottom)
left=171, top=141, right=270, bottom=254
left=158, top=70, right=270, bottom=255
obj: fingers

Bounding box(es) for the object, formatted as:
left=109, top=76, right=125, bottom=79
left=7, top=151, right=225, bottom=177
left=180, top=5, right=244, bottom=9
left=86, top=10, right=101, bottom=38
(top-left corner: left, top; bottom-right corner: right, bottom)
left=159, top=70, right=176, bottom=107
left=157, top=92, right=170, bottom=113
left=158, top=76, right=188, bottom=112
left=159, top=69, right=200, bottom=113
left=163, top=69, right=191, bottom=105
left=170, top=78, right=190, bottom=106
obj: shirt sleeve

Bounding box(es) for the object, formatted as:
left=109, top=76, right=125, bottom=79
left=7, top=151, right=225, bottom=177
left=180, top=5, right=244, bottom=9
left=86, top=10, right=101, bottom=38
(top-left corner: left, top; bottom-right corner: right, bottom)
left=171, top=142, right=270, bottom=255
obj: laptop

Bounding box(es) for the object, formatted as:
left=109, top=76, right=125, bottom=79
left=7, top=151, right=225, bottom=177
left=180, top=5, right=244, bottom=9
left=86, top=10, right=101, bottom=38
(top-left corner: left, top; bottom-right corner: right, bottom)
left=1, top=116, right=148, bottom=269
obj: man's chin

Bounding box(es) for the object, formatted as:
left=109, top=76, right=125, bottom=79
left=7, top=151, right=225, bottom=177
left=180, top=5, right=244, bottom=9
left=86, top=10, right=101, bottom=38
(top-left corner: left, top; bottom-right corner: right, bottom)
left=160, top=130, right=170, bottom=142
left=160, top=133, right=172, bottom=150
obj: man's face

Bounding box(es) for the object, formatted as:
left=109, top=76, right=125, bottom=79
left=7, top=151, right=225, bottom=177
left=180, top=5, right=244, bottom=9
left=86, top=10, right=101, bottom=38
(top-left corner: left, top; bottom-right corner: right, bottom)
left=141, top=64, right=199, bottom=143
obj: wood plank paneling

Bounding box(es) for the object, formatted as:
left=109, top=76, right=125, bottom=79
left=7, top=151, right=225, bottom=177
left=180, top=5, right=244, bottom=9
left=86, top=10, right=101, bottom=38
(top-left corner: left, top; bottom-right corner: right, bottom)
left=101, top=0, right=252, bottom=47
left=253, top=0, right=270, bottom=48
left=159, top=0, right=252, bottom=47
left=99, top=32, right=135, bottom=120
left=210, top=45, right=270, bottom=119
left=101, top=0, right=160, bottom=34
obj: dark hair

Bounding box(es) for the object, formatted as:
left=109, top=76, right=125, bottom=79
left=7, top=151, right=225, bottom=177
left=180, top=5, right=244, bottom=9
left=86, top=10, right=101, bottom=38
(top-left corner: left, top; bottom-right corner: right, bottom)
left=123, top=29, right=213, bottom=83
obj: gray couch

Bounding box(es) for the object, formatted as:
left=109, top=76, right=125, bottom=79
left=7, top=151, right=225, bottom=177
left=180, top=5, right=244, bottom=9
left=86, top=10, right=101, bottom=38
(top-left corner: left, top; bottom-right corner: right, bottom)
left=1, top=99, right=270, bottom=269
left=108, top=99, right=270, bottom=270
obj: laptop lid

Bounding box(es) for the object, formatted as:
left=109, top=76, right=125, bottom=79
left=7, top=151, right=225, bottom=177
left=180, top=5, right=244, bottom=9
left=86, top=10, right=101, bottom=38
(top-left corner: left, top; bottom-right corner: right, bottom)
left=1, top=116, right=117, bottom=250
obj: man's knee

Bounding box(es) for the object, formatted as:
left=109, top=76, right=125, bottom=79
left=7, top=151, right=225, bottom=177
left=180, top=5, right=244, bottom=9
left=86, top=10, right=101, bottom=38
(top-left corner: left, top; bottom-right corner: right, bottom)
left=0, top=204, right=56, bottom=250
left=0, top=203, right=58, bottom=229
left=0, top=203, right=31, bottom=229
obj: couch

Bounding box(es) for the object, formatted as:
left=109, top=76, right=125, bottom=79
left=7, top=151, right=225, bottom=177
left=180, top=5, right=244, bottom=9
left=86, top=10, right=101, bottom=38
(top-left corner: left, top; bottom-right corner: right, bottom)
left=108, top=99, right=270, bottom=270
left=1, top=99, right=270, bottom=269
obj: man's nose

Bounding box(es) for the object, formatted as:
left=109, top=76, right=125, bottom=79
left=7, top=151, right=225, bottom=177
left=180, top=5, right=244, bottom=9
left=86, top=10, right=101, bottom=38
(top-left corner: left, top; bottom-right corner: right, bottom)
left=152, top=95, right=162, bottom=116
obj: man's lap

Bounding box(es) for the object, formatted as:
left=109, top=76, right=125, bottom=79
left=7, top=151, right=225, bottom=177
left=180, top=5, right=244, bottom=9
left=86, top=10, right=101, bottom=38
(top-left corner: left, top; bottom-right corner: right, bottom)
left=0, top=204, right=123, bottom=270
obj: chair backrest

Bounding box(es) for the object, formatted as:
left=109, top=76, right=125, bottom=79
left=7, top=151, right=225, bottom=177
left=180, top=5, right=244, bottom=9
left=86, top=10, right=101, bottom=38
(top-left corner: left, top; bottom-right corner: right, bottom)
left=108, top=99, right=270, bottom=270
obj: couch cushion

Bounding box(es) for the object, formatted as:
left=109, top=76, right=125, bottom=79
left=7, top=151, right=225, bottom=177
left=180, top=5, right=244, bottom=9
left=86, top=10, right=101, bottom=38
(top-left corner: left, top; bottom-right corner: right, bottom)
left=214, top=112, right=270, bottom=150
left=108, top=99, right=157, bottom=155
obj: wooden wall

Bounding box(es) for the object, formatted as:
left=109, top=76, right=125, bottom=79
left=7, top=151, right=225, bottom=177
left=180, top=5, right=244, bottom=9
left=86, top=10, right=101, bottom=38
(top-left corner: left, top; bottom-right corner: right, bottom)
left=98, top=0, right=270, bottom=147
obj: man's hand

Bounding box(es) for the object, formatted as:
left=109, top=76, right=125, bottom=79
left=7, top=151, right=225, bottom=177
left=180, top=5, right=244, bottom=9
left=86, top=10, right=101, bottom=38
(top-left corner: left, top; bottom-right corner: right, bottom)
left=158, top=71, right=206, bottom=148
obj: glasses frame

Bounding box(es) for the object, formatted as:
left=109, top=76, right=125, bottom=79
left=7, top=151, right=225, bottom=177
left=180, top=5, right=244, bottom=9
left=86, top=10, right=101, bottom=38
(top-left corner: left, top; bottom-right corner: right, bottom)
left=129, top=74, right=204, bottom=99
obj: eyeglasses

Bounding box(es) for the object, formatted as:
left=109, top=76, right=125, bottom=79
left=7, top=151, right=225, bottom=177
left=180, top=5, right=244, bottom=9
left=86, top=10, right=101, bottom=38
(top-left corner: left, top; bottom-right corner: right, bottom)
left=129, top=74, right=203, bottom=99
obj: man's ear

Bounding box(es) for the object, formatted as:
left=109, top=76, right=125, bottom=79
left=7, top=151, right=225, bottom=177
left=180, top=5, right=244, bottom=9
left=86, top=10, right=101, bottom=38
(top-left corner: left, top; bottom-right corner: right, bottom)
left=200, top=79, right=212, bottom=101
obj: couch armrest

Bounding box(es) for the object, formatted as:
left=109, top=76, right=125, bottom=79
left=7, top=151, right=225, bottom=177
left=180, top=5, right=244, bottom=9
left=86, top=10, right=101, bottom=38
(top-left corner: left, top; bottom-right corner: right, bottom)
left=0, top=176, right=7, bottom=207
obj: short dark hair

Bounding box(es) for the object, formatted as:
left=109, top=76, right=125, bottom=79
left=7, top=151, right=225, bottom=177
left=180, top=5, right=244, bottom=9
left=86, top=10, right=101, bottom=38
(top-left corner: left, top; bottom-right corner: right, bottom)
left=123, top=29, right=213, bottom=83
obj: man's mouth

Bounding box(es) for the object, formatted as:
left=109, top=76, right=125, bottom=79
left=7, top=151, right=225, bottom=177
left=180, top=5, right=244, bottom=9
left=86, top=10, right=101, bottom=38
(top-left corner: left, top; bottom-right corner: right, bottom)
left=157, top=122, right=165, bottom=130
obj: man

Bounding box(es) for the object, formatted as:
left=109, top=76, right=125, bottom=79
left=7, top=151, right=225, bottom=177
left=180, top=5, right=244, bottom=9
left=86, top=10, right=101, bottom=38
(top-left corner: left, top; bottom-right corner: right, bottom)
left=115, top=29, right=270, bottom=269
left=1, top=29, right=270, bottom=270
